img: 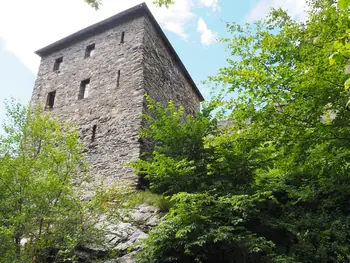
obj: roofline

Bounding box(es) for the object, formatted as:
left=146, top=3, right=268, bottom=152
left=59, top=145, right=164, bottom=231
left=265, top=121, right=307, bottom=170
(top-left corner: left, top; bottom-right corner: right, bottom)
left=34, top=3, right=204, bottom=101
left=34, top=4, right=142, bottom=56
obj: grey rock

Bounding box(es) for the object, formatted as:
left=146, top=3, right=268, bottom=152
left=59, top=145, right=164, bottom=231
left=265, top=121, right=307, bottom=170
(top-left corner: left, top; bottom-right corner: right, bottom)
left=77, top=205, right=161, bottom=262
left=117, top=252, right=137, bottom=263
left=146, top=214, right=162, bottom=227
left=129, top=204, right=155, bottom=223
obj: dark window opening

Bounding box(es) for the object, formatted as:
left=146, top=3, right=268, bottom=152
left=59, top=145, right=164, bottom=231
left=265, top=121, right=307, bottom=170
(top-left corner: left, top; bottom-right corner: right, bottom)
left=53, top=57, right=63, bottom=71
left=117, top=70, right=121, bottom=87
left=120, top=32, right=125, bottom=44
left=85, top=43, right=95, bottom=58
left=79, top=79, right=90, bottom=100
left=91, top=125, right=97, bottom=142
left=46, top=91, right=56, bottom=109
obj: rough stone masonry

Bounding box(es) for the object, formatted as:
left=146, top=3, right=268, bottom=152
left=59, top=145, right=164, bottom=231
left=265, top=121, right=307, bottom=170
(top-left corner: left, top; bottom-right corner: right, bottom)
left=31, top=3, right=204, bottom=188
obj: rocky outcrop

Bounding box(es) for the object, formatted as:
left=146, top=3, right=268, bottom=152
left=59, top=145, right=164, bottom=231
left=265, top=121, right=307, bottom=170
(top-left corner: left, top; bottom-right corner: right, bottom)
left=76, top=205, right=162, bottom=262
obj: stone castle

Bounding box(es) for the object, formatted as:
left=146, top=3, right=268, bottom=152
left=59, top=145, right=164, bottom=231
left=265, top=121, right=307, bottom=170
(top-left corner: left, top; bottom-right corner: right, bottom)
left=32, top=3, right=204, bottom=187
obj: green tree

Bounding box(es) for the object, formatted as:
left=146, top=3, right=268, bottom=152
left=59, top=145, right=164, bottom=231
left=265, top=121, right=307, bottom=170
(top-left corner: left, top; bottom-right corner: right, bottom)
left=136, top=191, right=295, bottom=263
left=132, top=0, right=350, bottom=262
left=330, top=0, right=350, bottom=89
left=211, top=0, right=350, bottom=261
left=0, top=101, right=104, bottom=263
left=131, top=95, right=252, bottom=196
left=132, top=99, right=296, bottom=263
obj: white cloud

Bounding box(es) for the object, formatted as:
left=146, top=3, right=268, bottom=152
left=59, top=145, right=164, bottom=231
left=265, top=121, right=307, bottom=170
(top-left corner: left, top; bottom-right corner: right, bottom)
left=247, top=0, right=307, bottom=22
left=152, top=0, right=196, bottom=39
left=197, top=17, right=217, bottom=46
left=198, top=0, right=221, bottom=12
left=0, top=0, right=200, bottom=74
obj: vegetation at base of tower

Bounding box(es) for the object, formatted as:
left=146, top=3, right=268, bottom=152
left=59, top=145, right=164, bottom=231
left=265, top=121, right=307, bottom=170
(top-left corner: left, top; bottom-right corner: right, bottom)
left=130, top=190, right=173, bottom=212
left=131, top=0, right=350, bottom=262
left=0, top=101, right=110, bottom=263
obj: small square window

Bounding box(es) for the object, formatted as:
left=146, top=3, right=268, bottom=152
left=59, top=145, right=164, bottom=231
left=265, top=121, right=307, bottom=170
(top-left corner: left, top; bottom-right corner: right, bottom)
left=79, top=79, right=90, bottom=100
left=46, top=90, right=56, bottom=109
left=85, top=44, right=95, bottom=58
left=53, top=57, right=63, bottom=71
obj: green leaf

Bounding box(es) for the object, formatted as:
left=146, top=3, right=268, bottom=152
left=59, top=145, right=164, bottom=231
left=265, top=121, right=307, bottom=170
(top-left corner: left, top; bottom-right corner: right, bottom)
left=338, top=0, right=350, bottom=10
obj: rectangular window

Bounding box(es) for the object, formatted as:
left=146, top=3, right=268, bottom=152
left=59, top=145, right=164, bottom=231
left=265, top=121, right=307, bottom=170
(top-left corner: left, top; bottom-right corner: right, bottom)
left=85, top=43, right=95, bottom=58
left=91, top=124, right=97, bottom=142
left=53, top=57, right=63, bottom=71
left=117, top=70, right=121, bottom=87
left=46, top=90, right=56, bottom=109
left=120, top=32, right=125, bottom=44
left=79, top=79, right=90, bottom=100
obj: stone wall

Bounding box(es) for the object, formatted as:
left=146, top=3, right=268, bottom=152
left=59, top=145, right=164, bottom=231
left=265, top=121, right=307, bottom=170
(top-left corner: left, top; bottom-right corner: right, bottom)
left=32, top=11, right=202, bottom=188
left=137, top=15, right=202, bottom=159
left=141, top=15, right=201, bottom=116
left=32, top=15, right=146, bottom=187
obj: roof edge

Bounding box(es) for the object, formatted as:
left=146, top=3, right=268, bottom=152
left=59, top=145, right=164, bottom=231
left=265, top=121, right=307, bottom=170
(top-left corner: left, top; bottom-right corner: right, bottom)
left=35, top=3, right=143, bottom=56
left=34, top=3, right=204, bottom=101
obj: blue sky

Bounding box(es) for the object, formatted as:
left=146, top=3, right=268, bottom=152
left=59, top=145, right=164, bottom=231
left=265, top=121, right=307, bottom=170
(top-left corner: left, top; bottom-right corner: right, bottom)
left=0, top=0, right=307, bottom=124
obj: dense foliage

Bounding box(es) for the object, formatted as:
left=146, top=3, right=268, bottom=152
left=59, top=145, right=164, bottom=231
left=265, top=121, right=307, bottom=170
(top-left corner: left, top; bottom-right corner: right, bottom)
left=133, top=97, right=246, bottom=196
left=131, top=0, right=350, bottom=262
left=0, top=102, right=104, bottom=263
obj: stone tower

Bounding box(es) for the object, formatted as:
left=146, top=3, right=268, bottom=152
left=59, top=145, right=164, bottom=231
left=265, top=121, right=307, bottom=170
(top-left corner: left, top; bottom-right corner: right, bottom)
left=31, top=3, right=204, bottom=187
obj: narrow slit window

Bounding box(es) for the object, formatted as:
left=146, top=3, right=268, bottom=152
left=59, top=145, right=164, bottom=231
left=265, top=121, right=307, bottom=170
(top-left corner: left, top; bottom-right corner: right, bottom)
left=91, top=125, right=97, bottom=142
left=79, top=79, right=90, bottom=100
left=117, top=70, right=121, bottom=87
left=120, top=32, right=125, bottom=44
left=46, top=90, right=56, bottom=109
left=53, top=57, right=63, bottom=71
left=85, top=43, right=95, bottom=58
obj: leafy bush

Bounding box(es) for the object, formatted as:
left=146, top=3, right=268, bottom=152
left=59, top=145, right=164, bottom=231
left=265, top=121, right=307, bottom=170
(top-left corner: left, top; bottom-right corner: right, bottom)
left=132, top=191, right=172, bottom=212
left=0, top=101, right=105, bottom=263
left=136, top=192, right=297, bottom=263
left=131, top=96, right=254, bottom=196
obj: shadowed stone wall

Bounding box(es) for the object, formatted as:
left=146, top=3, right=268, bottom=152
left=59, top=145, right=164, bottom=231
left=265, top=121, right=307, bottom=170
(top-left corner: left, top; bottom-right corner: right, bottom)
left=142, top=16, right=201, bottom=116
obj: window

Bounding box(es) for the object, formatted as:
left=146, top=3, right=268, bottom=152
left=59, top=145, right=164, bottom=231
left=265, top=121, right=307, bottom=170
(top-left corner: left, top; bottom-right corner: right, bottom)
left=117, top=70, right=121, bottom=87
left=85, top=43, right=95, bottom=58
left=120, top=32, right=125, bottom=44
left=46, top=90, right=56, bottom=109
left=91, top=125, right=97, bottom=142
left=53, top=57, right=63, bottom=71
left=79, top=79, right=90, bottom=100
